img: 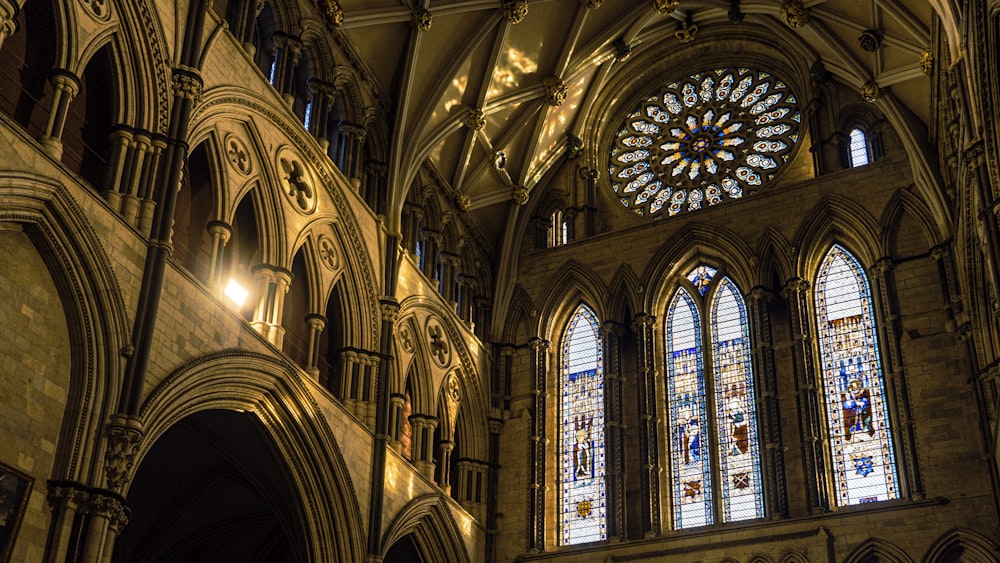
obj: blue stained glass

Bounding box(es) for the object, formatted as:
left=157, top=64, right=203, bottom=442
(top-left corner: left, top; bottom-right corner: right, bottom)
left=667, top=290, right=711, bottom=528
left=712, top=278, right=764, bottom=522
left=815, top=246, right=899, bottom=506
left=561, top=305, right=607, bottom=545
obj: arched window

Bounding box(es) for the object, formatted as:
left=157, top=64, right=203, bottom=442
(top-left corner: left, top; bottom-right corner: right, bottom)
left=665, top=266, right=763, bottom=528
left=848, top=128, right=869, bottom=168
left=559, top=304, right=606, bottom=545
left=548, top=209, right=567, bottom=247
left=814, top=245, right=898, bottom=506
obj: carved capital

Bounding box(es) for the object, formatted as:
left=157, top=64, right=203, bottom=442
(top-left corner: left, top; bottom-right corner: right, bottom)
left=579, top=166, right=598, bottom=181
left=501, top=0, right=528, bottom=24
left=748, top=286, right=774, bottom=304
left=652, top=0, right=678, bottom=16
left=47, top=482, right=90, bottom=511
left=380, top=299, right=400, bottom=323
left=512, top=185, right=530, bottom=205
left=170, top=68, right=203, bottom=102
left=412, top=8, right=432, bottom=31
left=632, top=312, right=656, bottom=331
left=104, top=415, right=144, bottom=493
left=465, top=106, right=486, bottom=131
left=929, top=243, right=950, bottom=262
left=488, top=417, right=505, bottom=434
left=340, top=123, right=367, bottom=142
left=272, top=31, right=304, bottom=54
left=529, top=337, right=551, bottom=351
left=307, top=78, right=336, bottom=100
left=871, top=257, right=894, bottom=278
left=782, top=277, right=810, bottom=297
left=780, top=0, right=809, bottom=28
left=543, top=76, right=568, bottom=106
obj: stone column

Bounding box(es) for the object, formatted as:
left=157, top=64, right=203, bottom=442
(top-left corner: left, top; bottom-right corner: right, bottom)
left=227, top=0, right=265, bottom=52
left=269, top=31, right=303, bottom=106
left=45, top=482, right=129, bottom=563
left=103, top=127, right=165, bottom=234
left=438, top=252, right=461, bottom=304
left=563, top=208, right=578, bottom=244
left=339, top=348, right=359, bottom=412
left=38, top=69, right=81, bottom=159
left=136, top=134, right=168, bottom=236
left=782, top=277, right=830, bottom=513
left=527, top=337, right=550, bottom=553
left=601, top=321, right=626, bottom=540
left=339, top=122, right=367, bottom=181
left=206, top=221, right=233, bottom=289
left=409, top=414, right=438, bottom=479
left=102, top=127, right=133, bottom=212
left=746, top=287, right=789, bottom=518
left=306, top=78, right=335, bottom=150
left=401, top=203, right=424, bottom=257
left=579, top=166, right=598, bottom=237
left=389, top=393, right=406, bottom=451
left=436, top=440, right=455, bottom=494
left=420, top=228, right=442, bottom=280
left=456, top=274, right=477, bottom=324
left=46, top=483, right=89, bottom=563
left=364, top=160, right=389, bottom=214
left=633, top=313, right=662, bottom=536
left=249, top=264, right=292, bottom=347
left=869, top=258, right=924, bottom=500
left=456, top=459, right=489, bottom=521
left=485, top=417, right=503, bottom=562
left=304, top=313, right=327, bottom=380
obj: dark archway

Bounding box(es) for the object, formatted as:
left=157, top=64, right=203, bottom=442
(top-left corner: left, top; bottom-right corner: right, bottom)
left=115, top=410, right=307, bottom=562
left=384, top=534, right=423, bottom=563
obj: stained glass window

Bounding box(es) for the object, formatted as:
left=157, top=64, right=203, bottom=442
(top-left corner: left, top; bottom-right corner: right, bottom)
left=815, top=246, right=898, bottom=506
left=666, top=266, right=763, bottom=528
left=609, top=68, right=800, bottom=219
left=560, top=304, right=606, bottom=544
left=849, top=128, right=869, bottom=168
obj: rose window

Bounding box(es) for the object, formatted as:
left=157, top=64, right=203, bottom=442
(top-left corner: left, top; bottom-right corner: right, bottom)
left=608, top=68, right=800, bottom=219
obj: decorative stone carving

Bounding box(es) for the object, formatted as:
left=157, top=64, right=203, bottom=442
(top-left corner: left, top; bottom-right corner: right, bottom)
left=104, top=416, right=143, bottom=492
left=316, top=0, right=344, bottom=28
left=652, top=0, right=678, bottom=16
left=779, top=0, right=809, bottom=28
left=446, top=372, right=462, bottom=402
left=861, top=79, right=881, bottom=102
left=81, top=0, right=112, bottom=22
left=566, top=134, right=584, bottom=159
left=455, top=190, right=471, bottom=212
left=580, top=0, right=603, bottom=7
left=318, top=235, right=339, bottom=271
left=613, top=38, right=632, bottom=62
left=859, top=29, right=881, bottom=52
left=920, top=49, right=933, bottom=76
left=225, top=135, right=251, bottom=175
left=501, top=0, right=528, bottom=24
left=277, top=149, right=317, bottom=214
left=493, top=150, right=507, bottom=170
left=398, top=323, right=415, bottom=353
left=426, top=317, right=451, bottom=367
left=465, top=106, right=486, bottom=131
left=675, top=20, right=698, bottom=43
left=579, top=166, right=598, bottom=181
left=512, top=185, right=529, bottom=205
left=171, top=68, right=203, bottom=103
left=412, top=8, right=432, bottom=31
left=543, top=76, right=568, bottom=106
left=380, top=300, right=400, bottom=323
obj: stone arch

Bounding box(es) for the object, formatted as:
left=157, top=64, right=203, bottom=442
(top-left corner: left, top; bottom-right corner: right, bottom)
left=501, top=284, right=536, bottom=344
left=135, top=351, right=365, bottom=563
left=923, top=528, right=1000, bottom=563
left=794, top=194, right=882, bottom=279
left=843, top=537, right=913, bottom=563
left=608, top=263, right=641, bottom=322
left=380, top=494, right=471, bottom=563
left=643, top=222, right=757, bottom=316
left=880, top=188, right=945, bottom=257
left=0, top=174, right=129, bottom=485
left=756, top=226, right=794, bottom=288
left=538, top=259, right=608, bottom=340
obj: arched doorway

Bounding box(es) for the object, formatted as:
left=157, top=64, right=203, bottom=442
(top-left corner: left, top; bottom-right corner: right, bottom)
left=115, top=410, right=308, bottom=562
left=384, top=533, right=424, bottom=563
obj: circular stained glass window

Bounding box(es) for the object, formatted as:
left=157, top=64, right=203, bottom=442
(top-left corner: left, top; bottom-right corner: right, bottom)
left=608, top=68, right=800, bottom=219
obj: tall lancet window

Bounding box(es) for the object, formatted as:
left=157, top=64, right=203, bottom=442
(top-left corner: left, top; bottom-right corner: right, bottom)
left=815, top=246, right=899, bottom=505
left=560, top=304, right=606, bottom=545
left=666, top=266, right=763, bottom=529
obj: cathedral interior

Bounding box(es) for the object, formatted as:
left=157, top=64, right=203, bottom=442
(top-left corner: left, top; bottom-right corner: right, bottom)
left=1, top=0, right=1000, bottom=561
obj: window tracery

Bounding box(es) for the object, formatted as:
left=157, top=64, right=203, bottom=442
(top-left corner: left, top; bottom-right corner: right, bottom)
left=848, top=128, right=869, bottom=168
left=609, top=68, right=800, bottom=219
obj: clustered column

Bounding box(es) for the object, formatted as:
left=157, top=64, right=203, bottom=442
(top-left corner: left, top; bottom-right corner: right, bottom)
left=249, top=264, right=293, bottom=347
left=601, top=321, right=627, bottom=540
left=269, top=31, right=303, bottom=106
left=103, top=127, right=167, bottom=235
left=455, top=459, right=489, bottom=521
left=338, top=122, right=367, bottom=182
left=746, top=287, right=789, bottom=518
left=305, top=78, right=336, bottom=151
left=227, top=0, right=265, bottom=53
left=869, top=258, right=924, bottom=500
left=38, top=69, right=81, bottom=159
left=408, top=414, right=439, bottom=480
left=633, top=313, right=662, bottom=536
left=206, top=220, right=233, bottom=290
left=782, top=278, right=830, bottom=513
left=304, top=313, right=327, bottom=380
left=339, top=348, right=381, bottom=428
left=527, top=337, right=550, bottom=553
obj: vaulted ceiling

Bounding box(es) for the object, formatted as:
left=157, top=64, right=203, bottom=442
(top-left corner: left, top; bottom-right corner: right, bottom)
left=332, top=0, right=934, bottom=251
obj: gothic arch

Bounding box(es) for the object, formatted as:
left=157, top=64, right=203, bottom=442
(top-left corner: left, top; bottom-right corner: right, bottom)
left=843, top=537, right=913, bottom=563
left=755, top=227, right=794, bottom=288
left=135, top=351, right=365, bottom=563
left=538, top=259, right=608, bottom=340
left=794, top=194, right=882, bottom=278
left=0, top=174, right=129, bottom=485
left=608, top=263, right=641, bottom=321
left=923, top=528, right=1000, bottom=563
left=500, top=284, right=536, bottom=344
left=380, top=494, right=471, bottom=563
left=880, top=188, right=945, bottom=257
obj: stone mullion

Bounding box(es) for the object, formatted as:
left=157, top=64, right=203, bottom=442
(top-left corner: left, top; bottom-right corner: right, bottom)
left=304, top=313, right=327, bottom=380
left=870, top=259, right=924, bottom=500
left=206, top=220, right=232, bottom=289
left=747, top=287, right=788, bottom=519
left=782, top=278, right=830, bottom=513
left=269, top=32, right=302, bottom=105
left=601, top=321, right=626, bottom=540
left=365, top=160, right=389, bottom=214
left=633, top=313, right=661, bottom=536
left=306, top=78, right=335, bottom=149
left=102, top=126, right=134, bottom=212
left=339, top=123, right=366, bottom=180
left=527, top=337, right=549, bottom=553
left=420, top=229, right=442, bottom=279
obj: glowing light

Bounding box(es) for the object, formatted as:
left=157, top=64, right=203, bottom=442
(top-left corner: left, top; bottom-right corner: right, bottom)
left=224, top=279, right=248, bottom=306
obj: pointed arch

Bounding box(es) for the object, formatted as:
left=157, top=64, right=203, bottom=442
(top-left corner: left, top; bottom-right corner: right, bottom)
left=795, top=195, right=881, bottom=278
left=923, top=528, right=1000, bottom=563
left=501, top=284, right=536, bottom=344
left=843, top=537, right=913, bottom=563
left=538, top=259, right=608, bottom=339
left=880, top=188, right=944, bottom=257
left=380, top=495, right=471, bottom=563
left=136, top=351, right=366, bottom=563
left=755, top=227, right=794, bottom=288
left=608, top=264, right=641, bottom=323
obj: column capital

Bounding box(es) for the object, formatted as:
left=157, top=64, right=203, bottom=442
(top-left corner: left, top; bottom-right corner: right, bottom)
left=170, top=67, right=203, bottom=102
left=104, top=414, right=144, bottom=493
left=271, top=30, right=303, bottom=53
left=782, top=277, right=810, bottom=297
left=529, top=337, right=551, bottom=351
